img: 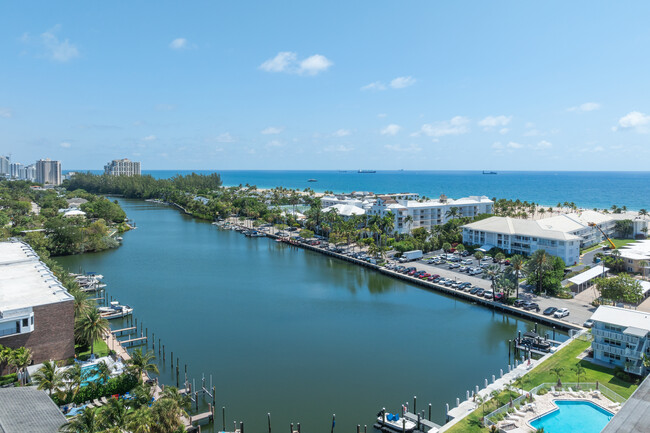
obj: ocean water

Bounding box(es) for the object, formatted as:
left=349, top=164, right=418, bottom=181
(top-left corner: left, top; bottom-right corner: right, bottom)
left=67, top=170, right=650, bottom=210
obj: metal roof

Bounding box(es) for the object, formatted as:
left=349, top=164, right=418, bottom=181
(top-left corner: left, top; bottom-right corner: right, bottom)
left=568, top=265, right=609, bottom=286
left=0, top=387, right=66, bottom=433
left=590, top=306, right=650, bottom=332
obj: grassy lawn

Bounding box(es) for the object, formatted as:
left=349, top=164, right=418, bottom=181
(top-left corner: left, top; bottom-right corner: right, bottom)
left=75, top=338, right=110, bottom=361
left=520, top=339, right=638, bottom=399
left=444, top=338, right=639, bottom=433
left=581, top=243, right=604, bottom=254
left=609, top=238, right=637, bottom=249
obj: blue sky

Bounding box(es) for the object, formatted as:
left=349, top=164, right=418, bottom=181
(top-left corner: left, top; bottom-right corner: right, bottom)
left=1, top=1, right=650, bottom=171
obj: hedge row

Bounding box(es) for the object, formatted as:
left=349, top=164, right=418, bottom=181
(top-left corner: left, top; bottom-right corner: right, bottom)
left=53, top=373, right=139, bottom=405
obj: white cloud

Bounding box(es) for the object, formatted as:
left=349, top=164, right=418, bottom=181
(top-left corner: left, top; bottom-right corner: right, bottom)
left=361, top=81, right=387, bottom=91
left=169, top=38, right=189, bottom=50
left=0, top=108, right=12, bottom=118
left=384, top=143, right=422, bottom=152
left=333, top=129, right=351, bottom=137
left=491, top=142, right=504, bottom=150
left=380, top=124, right=401, bottom=136
left=59, top=141, right=71, bottom=148
left=499, top=128, right=509, bottom=135
left=535, top=140, right=552, bottom=149
left=266, top=139, right=285, bottom=148
left=377, top=113, right=387, bottom=118
left=525, top=122, right=535, bottom=128
left=593, top=145, right=605, bottom=152
left=142, top=135, right=156, bottom=141
left=523, top=129, right=540, bottom=137
left=259, top=52, right=332, bottom=75
left=214, top=132, right=236, bottom=143
left=567, top=102, right=601, bottom=112
left=324, top=144, right=353, bottom=152
left=614, top=111, right=650, bottom=133
left=298, top=54, right=332, bottom=75
left=507, top=141, right=523, bottom=149
left=417, top=116, right=470, bottom=137
left=38, top=26, right=79, bottom=62
left=261, top=126, right=283, bottom=135
left=478, top=115, right=512, bottom=130
left=390, top=76, right=416, bottom=89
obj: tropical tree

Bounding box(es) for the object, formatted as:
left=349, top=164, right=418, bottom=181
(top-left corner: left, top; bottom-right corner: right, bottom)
left=474, top=251, right=484, bottom=265
left=9, top=346, right=31, bottom=384
left=96, top=360, right=112, bottom=384
left=442, top=242, right=452, bottom=255
left=70, top=288, right=92, bottom=318
left=509, top=255, right=525, bottom=299
left=525, top=250, right=553, bottom=295
left=550, top=367, right=564, bottom=388
left=75, top=308, right=110, bottom=355
left=32, top=360, right=64, bottom=396
left=445, top=207, right=460, bottom=220
left=404, top=215, right=413, bottom=234
left=126, top=349, right=159, bottom=381
left=639, top=261, right=648, bottom=280
left=126, top=407, right=154, bottom=433
left=62, top=363, right=83, bottom=401
left=100, top=397, right=128, bottom=430
left=455, top=244, right=466, bottom=254
left=61, top=407, right=101, bottom=433
left=572, top=363, right=586, bottom=388
left=150, top=398, right=184, bottom=433
left=486, top=265, right=501, bottom=301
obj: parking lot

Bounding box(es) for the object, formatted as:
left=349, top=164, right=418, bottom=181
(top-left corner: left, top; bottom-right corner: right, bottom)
left=388, top=252, right=596, bottom=328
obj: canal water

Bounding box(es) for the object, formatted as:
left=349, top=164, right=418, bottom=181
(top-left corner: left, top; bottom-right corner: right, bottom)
left=55, top=199, right=566, bottom=432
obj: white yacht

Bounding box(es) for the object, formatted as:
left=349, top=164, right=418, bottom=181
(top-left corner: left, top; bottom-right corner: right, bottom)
left=377, top=412, right=417, bottom=432
left=98, top=302, right=133, bottom=320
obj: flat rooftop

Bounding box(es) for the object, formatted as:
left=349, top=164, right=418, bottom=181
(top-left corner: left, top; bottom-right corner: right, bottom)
left=591, top=305, right=650, bottom=333
left=0, top=242, right=72, bottom=314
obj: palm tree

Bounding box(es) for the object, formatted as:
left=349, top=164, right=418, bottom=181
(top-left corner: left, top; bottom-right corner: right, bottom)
left=75, top=308, right=110, bottom=356
left=160, top=386, right=191, bottom=413
left=404, top=215, right=413, bottom=234
left=10, top=347, right=31, bottom=384
left=486, top=264, right=501, bottom=301
left=474, top=251, right=484, bottom=265
left=126, top=408, right=153, bottom=433
left=0, top=345, right=12, bottom=374
left=150, top=398, right=184, bottom=433
left=96, top=360, right=112, bottom=384
left=509, top=255, right=525, bottom=299
left=70, top=287, right=91, bottom=318
left=127, top=349, right=159, bottom=381
left=100, top=397, right=128, bottom=430
left=61, top=407, right=100, bottom=433
left=572, top=363, right=586, bottom=388
left=32, top=360, right=64, bottom=397
left=526, top=250, right=552, bottom=295
left=639, top=209, right=648, bottom=218
left=550, top=367, right=564, bottom=388
left=63, top=363, right=83, bottom=401
left=445, top=207, right=460, bottom=220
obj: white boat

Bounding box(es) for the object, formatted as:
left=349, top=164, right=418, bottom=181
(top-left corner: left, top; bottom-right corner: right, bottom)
left=98, top=302, right=133, bottom=320
left=377, top=412, right=417, bottom=432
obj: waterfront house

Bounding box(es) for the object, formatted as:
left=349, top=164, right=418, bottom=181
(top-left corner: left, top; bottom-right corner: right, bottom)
left=590, top=306, right=650, bottom=376
left=0, top=241, right=75, bottom=373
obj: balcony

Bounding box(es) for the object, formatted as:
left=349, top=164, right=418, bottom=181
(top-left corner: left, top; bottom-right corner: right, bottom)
left=592, top=342, right=626, bottom=356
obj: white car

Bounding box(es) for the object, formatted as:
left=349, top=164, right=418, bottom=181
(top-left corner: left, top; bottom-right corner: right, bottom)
left=554, top=308, right=570, bottom=318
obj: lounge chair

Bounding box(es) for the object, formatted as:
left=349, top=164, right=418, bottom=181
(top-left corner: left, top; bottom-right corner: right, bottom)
left=499, top=421, right=517, bottom=429
left=100, top=397, right=108, bottom=405
left=591, top=390, right=601, bottom=399
left=568, top=387, right=579, bottom=398
left=86, top=403, right=95, bottom=409
left=92, top=399, right=102, bottom=407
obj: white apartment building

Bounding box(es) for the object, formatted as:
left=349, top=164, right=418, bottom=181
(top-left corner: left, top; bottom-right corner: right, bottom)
left=462, top=217, right=581, bottom=265
left=35, top=159, right=62, bottom=186
left=368, top=194, right=493, bottom=235
left=0, top=156, right=9, bottom=176
left=104, top=158, right=141, bottom=176
left=590, top=306, right=649, bottom=376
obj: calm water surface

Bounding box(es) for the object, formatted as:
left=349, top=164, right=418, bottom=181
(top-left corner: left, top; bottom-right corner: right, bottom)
left=56, top=199, right=566, bottom=432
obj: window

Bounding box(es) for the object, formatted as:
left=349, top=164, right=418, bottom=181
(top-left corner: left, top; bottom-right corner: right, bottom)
left=31, top=316, right=34, bottom=325
left=22, top=318, right=28, bottom=327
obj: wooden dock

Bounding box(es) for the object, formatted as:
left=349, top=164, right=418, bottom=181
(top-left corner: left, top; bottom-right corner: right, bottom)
left=111, top=326, right=137, bottom=335
left=119, top=336, right=147, bottom=347
left=403, top=411, right=441, bottom=432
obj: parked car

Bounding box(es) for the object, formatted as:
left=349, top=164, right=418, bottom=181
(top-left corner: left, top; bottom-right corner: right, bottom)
left=458, top=266, right=468, bottom=272
left=395, top=266, right=405, bottom=273
left=494, top=293, right=504, bottom=302
left=408, top=269, right=417, bottom=276
left=470, top=287, right=480, bottom=295
left=554, top=308, right=570, bottom=318
left=475, top=288, right=485, bottom=296
left=524, top=302, right=540, bottom=312
left=583, top=319, right=594, bottom=328
left=513, top=299, right=526, bottom=307
left=484, top=290, right=494, bottom=299
left=543, top=307, right=558, bottom=316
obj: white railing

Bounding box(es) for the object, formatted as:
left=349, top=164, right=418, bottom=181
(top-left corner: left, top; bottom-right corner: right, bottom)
left=592, top=342, right=626, bottom=356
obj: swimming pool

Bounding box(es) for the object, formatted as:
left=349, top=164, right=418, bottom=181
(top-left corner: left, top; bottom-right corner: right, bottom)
left=529, top=400, right=614, bottom=433
left=80, top=365, right=102, bottom=387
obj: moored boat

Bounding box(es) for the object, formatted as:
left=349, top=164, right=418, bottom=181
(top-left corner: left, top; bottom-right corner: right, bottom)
left=377, top=411, right=417, bottom=432
left=98, top=301, right=133, bottom=320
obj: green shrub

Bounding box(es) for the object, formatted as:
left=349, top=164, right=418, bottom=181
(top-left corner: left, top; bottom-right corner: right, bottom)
left=53, top=373, right=139, bottom=405
left=537, top=388, right=548, bottom=395
left=0, top=373, right=17, bottom=386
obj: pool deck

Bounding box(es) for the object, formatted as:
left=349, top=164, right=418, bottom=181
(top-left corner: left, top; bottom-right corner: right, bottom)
left=497, top=392, right=619, bottom=432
